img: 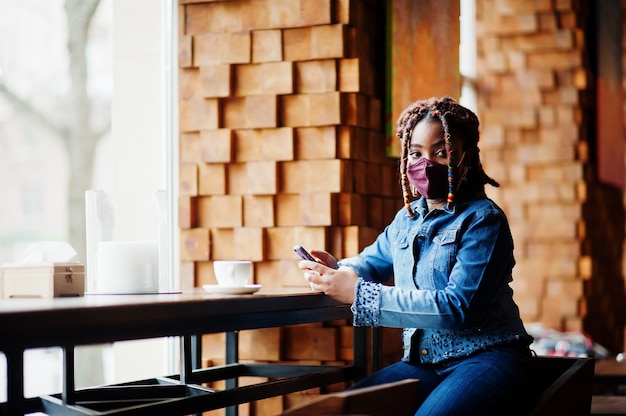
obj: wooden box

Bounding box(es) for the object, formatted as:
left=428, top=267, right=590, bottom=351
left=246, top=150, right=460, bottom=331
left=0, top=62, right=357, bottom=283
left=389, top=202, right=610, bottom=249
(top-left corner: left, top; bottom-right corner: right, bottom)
left=2, top=262, right=85, bottom=298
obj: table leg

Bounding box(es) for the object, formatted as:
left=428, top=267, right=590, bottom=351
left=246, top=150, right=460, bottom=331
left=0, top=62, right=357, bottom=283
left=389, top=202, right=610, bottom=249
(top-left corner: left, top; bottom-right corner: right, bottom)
left=5, top=347, right=25, bottom=416
left=225, top=331, right=238, bottom=416
left=62, top=345, right=76, bottom=405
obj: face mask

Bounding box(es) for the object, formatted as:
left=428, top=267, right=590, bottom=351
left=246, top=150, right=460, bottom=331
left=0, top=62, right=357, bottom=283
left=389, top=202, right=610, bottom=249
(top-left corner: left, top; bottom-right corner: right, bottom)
left=407, top=158, right=449, bottom=199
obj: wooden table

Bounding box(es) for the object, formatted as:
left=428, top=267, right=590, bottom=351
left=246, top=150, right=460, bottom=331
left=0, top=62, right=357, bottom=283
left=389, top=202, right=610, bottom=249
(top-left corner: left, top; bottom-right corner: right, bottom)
left=0, top=288, right=368, bottom=416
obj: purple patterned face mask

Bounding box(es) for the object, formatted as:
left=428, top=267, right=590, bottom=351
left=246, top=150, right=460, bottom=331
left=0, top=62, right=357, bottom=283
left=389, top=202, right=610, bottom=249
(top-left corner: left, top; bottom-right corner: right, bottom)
left=407, top=158, right=448, bottom=199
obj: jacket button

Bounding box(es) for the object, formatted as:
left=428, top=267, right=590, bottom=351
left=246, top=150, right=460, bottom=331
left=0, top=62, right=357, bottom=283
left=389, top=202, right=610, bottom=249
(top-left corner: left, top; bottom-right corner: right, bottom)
left=421, top=348, right=428, bottom=356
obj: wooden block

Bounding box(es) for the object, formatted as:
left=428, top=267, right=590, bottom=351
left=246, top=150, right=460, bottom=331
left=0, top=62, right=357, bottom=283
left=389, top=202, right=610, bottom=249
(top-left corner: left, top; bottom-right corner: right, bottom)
left=337, top=126, right=355, bottom=159
left=299, top=0, right=333, bottom=26
left=293, top=226, right=328, bottom=253
left=252, top=29, right=283, bottom=63
left=295, top=126, right=338, bottom=160
left=234, top=227, right=264, bottom=261
left=179, top=98, right=219, bottom=132
left=179, top=261, right=195, bottom=291
left=328, top=226, right=345, bottom=260
left=197, top=195, right=243, bottom=228
left=338, top=58, right=360, bottom=92
left=210, top=228, right=235, bottom=260
left=235, top=62, right=293, bottom=96
left=310, top=92, right=342, bottom=125
left=283, top=27, right=312, bottom=61
left=180, top=228, right=209, bottom=261
left=195, top=259, right=214, bottom=289
left=222, top=97, right=248, bottom=129
left=243, top=195, right=275, bottom=227
left=199, top=64, right=232, bottom=97
left=179, top=163, right=198, bottom=196
left=222, top=31, right=251, bottom=64
left=239, top=328, right=281, bottom=361
left=246, top=161, right=278, bottom=194
left=339, top=193, right=367, bottom=225
left=179, top=68, right=200, bottom=101
left=185, top=2, right=242, bottom=34
left=180, top=132, right=202, bottom=164
left=280, top=160, right=351, bottom=193
left=284, top=326, right=338, bottom=361
left=369, top=98, right=382, bottom=130
left=178, top=35, right=192, bottom=68
left=275, top=194, right=302, bottom=226
left=193, top=33, right=222, bottom=66
left=235, top=128, right=294, bottom=162
left=354, top=161, right=380, bottom=194
left=227, top=163, right=248, bottom=194
left=253, top=395, right=284, bottom=416
left=280, top=94, right=311, bottom=126
left=178, top=196, right=197, bottom=229
left=335, top=0, right=353, bottom=24
left=201, top=332, right=226, bottom=360
left=261, top=62, right=294, bottom=95
left=255, top=259, right=307, bottom=288
left=311, top=24, right=346, bottom=59
left=234, top=64, right=261, bottom=96
left=295, top=60, right=337, bottom=93
left=266, top=226, right=296, bottom=261
left=201, top=129, right=233, bottom=163
left=381, top=164, right=400, bottom=198
left=300, top=192, right=337, bottom=226
left=367, top=195, right=384, bottom=229
left=343, top=93, right=369, bottom=128
left=343, top=226, right=379, bottom=257
left=246, top=95, right=278, bottom=128
left=194, top=32, right=250, bottom=66
left=178, top=4, right=186, bottom=35
left=198, top=163, right=226, bottom=195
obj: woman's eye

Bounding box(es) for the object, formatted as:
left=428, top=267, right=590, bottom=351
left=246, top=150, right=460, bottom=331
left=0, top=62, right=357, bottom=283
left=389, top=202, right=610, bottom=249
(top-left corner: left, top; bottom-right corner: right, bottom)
left=409, top=151, right=421, bottom=159
left=435, top=149, right=448, bottom=158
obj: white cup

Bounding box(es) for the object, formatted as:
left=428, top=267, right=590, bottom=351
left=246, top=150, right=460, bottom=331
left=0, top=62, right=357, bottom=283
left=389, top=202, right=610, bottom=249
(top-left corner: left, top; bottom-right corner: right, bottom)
left=213, top=261, right=252, bottom=287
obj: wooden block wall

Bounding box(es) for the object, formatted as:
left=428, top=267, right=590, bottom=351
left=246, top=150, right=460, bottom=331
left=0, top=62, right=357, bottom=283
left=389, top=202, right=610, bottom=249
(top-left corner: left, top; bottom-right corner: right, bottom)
left=178, top=1, right=395, bottom=414
left=475, top=0, right=625, bottom=353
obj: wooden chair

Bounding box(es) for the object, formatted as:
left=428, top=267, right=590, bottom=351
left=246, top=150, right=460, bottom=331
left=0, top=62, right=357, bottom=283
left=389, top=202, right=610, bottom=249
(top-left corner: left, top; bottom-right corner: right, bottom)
left=281, top=356, right=594, bottom=416
left=526, top=356, right=595, bottom=416
left=280, top=379, right=420, bottom=416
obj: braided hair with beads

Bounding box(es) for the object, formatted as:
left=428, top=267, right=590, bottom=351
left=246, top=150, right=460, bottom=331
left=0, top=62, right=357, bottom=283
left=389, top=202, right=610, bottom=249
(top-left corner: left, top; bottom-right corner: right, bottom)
left=397, top=96, right=499, bottom=218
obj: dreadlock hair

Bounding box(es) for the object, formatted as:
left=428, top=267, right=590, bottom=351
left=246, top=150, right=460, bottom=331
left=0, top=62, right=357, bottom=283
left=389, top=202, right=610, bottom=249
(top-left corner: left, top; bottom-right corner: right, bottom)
left=397, top=96, right=499, bottom=218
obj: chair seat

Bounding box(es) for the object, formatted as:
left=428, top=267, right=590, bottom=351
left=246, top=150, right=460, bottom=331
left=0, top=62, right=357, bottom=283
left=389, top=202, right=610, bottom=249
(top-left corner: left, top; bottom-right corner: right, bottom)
left=280, top=379, right=420, bottom=416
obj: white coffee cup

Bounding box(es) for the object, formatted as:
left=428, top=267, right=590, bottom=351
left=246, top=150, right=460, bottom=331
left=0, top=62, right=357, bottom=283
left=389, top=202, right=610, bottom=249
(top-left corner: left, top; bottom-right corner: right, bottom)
left=213, top=260, right=252, bottom=287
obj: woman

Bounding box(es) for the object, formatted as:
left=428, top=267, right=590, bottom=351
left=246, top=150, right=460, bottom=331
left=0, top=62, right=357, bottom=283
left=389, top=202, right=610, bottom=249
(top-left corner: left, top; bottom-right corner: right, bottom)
left=298, top=97, right=533, bottom=415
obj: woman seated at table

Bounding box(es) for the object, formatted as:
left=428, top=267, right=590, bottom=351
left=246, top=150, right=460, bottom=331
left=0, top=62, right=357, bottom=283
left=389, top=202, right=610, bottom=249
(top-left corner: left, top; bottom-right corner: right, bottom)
left=298, top=96, right=533, bottom=416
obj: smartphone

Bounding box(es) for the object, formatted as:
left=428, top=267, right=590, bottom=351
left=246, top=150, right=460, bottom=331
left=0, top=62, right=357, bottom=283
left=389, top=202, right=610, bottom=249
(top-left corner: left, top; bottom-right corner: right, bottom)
left=293, top=245, right=316, bottom=262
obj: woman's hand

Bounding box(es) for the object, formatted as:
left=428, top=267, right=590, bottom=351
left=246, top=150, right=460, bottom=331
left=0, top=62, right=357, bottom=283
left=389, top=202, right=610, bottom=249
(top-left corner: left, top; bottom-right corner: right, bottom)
left=298, top=255, right=358, bottom=304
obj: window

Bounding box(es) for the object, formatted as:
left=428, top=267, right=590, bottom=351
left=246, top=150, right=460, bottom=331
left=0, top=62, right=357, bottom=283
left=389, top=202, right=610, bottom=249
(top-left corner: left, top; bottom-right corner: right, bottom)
left=0, top=0, right=178, bottom=398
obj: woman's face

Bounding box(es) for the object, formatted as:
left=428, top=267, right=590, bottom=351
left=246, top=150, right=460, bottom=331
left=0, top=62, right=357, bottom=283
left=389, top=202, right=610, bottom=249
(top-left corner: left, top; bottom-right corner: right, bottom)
left=408, top=119, right=465, bottom=167
left=408, top=120, right=448, bottom=166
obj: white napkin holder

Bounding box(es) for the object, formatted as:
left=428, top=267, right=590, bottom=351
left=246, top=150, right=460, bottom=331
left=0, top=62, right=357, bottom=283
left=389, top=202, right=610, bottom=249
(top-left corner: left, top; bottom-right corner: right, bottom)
left=2, top=262, right=85, bottom=298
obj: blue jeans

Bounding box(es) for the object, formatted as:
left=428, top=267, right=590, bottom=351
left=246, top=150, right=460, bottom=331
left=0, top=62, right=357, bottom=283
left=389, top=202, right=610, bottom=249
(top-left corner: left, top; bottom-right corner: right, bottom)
left=350, top=343, right=532, bottom=416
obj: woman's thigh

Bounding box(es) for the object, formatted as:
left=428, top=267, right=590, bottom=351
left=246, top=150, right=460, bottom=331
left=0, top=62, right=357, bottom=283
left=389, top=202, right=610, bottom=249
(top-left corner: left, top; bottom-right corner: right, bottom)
left=349, top=361, right=443, bottom=406
left=416, top=347, right=531, bottom=416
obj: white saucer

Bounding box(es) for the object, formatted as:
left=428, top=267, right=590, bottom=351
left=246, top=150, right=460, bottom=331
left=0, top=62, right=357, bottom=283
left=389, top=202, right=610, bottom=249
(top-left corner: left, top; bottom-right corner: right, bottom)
left=202, top=284, right=262, bottom=295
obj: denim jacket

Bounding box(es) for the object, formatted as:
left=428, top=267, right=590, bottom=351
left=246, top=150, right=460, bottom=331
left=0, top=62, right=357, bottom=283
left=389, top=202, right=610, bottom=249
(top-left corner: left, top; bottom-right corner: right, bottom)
left=341, top=197, right=532, bottom=364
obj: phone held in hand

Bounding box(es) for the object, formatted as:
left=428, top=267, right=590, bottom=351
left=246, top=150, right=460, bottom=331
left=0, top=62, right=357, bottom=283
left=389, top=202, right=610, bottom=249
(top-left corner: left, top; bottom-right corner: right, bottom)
left=293, top=245, right=316, bottom=262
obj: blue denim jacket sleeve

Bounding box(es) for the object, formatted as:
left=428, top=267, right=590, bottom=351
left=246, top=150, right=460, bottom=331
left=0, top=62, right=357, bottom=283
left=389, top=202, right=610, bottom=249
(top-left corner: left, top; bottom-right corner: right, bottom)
left=343, top=198, right=519, bottom=330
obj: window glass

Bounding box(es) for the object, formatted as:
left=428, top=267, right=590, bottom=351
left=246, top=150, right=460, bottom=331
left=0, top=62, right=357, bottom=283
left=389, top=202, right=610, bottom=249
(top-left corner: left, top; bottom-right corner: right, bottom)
left=0, top=0, right=176, bottom=398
